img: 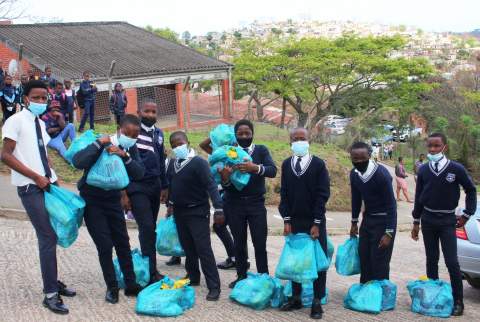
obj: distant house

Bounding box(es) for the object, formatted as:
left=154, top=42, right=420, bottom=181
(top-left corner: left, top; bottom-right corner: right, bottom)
left=0, top=21, right=233, bottom=129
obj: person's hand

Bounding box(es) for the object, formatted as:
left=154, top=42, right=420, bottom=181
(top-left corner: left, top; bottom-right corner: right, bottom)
left=160, top=189, right=169, bottom=203
left=378, top=234, right=392, bottom=249
left=350, top=222, right=359, bottom=237
left=411, top=224, right=420, bottom=241
left=34, top=174, right=50, bottom=190
left=106, top=145, right=127, bottom=158
left=457, top=215, right=469, bottom=228
left=310, top=225, right=320, bottom=240
left=52, top=110, right=62, bottom=118
left=213, top=210, right=225, bottom=225
left=166, top=206, right=173, bottom=217
left=236, top=158, right=260, bottom=173
left=283, top=223, right=292, bottom=236
left=217, top=165, right=233, bottom=182
left=98, top=135, right=111, bottom=145
left=120, top=192, right=131, bottom=212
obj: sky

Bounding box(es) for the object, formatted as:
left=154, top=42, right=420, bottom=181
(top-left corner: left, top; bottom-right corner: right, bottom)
left=17, top=0, right=480, bottom=35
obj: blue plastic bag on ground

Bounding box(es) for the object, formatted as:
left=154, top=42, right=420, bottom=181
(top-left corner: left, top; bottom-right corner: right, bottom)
left=344, top=280, right=397, bottom=314
left=230, top=273, right=277, bottom=310
left=209, top=146, right=252, bottom=191
left=209, top=124, right=236, bottom=150
left=407, top=279, right=453, bottom=318
left=275, top=233, right=318, bottom=284
left=65, top=130, right=97, bottom=164
left=44, top=186, right=85, bottom=248
left=155, top=216, right=185, bottom=257
left=314, top=240, right=329, bottom=272
left=335, top=237, right=360, bottom=276
left=270, top=278, right=286, bottom=308
left=86, top=150, right=130, bottom=190
left=283, top=281, right=329, bottom=307
left=114, top=248, right=150, bottom=289
left=136, top=276, right=195, bottom=317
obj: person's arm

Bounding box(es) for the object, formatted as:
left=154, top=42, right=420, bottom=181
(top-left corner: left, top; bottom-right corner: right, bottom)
left=458, top=165, right=477, bottom=219
left=198, top=158, right=223, bottom=210
left=312, top=160, right=330, bottom=227
left=72, top=138, right=106, bottom=169
left=383, top=171, right=397, bottom=234
left=199, top=137, right=213, bottom=155
left=1, top=138, right=50, bottom=189
left=278, top=161, right=290, bottom=223
left=109, top=95, right=115, bottom=112
left=412, top=170, right=424, bottom=223
left=122, top=145, right=145, bottom=181
left=258, top=146, right=277, bottom=178
left=124, top=92, right=127, bottom=108
left=157, top=131, right=169, bottom=189
left=350, top=172, right=362, bottom=224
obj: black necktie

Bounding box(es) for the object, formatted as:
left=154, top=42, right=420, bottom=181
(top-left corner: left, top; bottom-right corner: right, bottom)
left=295, top=157, right=302, bottom=175
left=178, top=158, right=185, bottom=165
left=434, top=162, right=439, bottom=173
left=34, top=117, right=52, bottom=178
left=243, top=148, right=249, bottom=154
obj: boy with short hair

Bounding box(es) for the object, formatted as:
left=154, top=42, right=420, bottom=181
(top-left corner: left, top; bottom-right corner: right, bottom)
left=72, top=114, right=145, bottom=304
left=78, top=71, right=97, bottom=132
left=349, top=141, right=397, bottom=284
left=411, top=132, right=477, bottom=316
left=279, top=127, right=330, bottom=320
left=0, top=75, right=19, bottom=123
left=1, top=80, right=76, bottom=314
left=110, top=83, right=128, bottom=127
left=166, top=131, right=223, bottom=301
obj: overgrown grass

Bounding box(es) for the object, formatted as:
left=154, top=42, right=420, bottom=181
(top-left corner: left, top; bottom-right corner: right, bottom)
left=0, top=121, right=352, bottom=211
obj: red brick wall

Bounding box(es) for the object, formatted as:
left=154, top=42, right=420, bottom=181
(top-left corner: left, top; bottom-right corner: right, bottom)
left=125, top=88, right=138, bottom=114
left=0, top=42, right=31, bottom=75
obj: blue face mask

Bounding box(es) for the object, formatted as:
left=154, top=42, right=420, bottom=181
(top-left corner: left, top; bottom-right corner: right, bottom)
left=118, top=134, right=137, bottom=150
left=173, top=144, right=189, bottom=159
left=427, top=152, right=444, bottom=162
left=28, top=101, right=47, bottom=116
left=291, top=140, right=309, bottom=157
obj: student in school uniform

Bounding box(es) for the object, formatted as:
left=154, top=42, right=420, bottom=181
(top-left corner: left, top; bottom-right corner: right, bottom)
left=349, top=142, right=397, bottom=284
left=411, top=133, right=477, bottom=316
left=218, top=119, right=277, bottom=287
left=122, top=100, right=168, bottom=284
left=1, top=80, right=76, bottom=314
left=166, top=131, right=223, bottom=301
left=0, top=75, right=19, bottom=123
left=72, top=114, right=145, bottom=304
left=279, top=127, right=330, bottom=320
left=164, top=156, right=183, bottom=267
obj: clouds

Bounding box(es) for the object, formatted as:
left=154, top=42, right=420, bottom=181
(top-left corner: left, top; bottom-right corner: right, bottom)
left=19, top=0, right=480, bottom=35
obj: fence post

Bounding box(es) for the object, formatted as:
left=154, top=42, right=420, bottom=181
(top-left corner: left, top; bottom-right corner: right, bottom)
left=107, top=60, right=116, bottom=123
left=182, top=76, right=191, bottom=133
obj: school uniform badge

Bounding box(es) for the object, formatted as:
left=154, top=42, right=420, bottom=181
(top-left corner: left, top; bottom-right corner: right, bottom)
left=446, top=173, right=456, bottom=183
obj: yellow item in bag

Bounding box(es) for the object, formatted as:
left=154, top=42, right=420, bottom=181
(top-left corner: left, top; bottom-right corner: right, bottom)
left=419, top=275, right=429, bottom=281
left=173, top=279, right=190, bottom=289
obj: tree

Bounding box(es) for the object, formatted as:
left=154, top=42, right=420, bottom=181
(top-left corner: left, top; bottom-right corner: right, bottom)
left=233, top=31, right=242, bottom=40
left=145, top=26, right=179, bottom=43
left=182, top=31, right=191, bottom=44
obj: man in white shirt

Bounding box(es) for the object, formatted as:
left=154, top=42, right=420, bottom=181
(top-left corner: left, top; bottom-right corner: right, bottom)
left=1, top=80, right=75, bottom=315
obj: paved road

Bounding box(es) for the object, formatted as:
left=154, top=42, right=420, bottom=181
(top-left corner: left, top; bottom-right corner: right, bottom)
left=0, top=217, right=479, bottom=322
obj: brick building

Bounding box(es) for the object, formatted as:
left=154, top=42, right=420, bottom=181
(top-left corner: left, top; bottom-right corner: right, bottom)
left=0, top=21, right=233, bottom=129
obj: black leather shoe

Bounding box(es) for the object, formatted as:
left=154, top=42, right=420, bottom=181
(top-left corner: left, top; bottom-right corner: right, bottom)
left=206, top=288, right=221, bottom=301
left=124, top=283, right=143, bottom=297
left=280, top=297, right=303, bottom=311
left=58, top=281, right=76, bottom=297
left=43, top=294, right=69, bottom=314
left=166, top=256, right=181, bottom=266
left=217, top=258, right=236, bottom=270
left=105, top=287, right=119, bottom=304
left=149, top=271, right=165, bottom=285
left=228, top=276, right=246, bottom=289
left=310, top=299, right=323, bottom=319
left=452, top=300, right=464, bottom=316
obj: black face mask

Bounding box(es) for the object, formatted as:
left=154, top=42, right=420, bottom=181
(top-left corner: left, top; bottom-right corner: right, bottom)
left=141, top=117, right=156, bottom=128
left=352, top=160, right=369, bottom=173
left=236, top=137, right=253, bottom=148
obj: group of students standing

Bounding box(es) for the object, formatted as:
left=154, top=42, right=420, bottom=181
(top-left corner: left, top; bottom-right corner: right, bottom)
left=0, top=79, right=477, bottom=319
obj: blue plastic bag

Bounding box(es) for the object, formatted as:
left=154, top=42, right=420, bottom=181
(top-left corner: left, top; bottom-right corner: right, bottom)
left=114, top=248, right=150, bottom=289
left=275, top=233, right=318, bottom=284
left=270, top=278, right=286, bottom=308
left=335, top=237, right=360, bottom=276
left=230, top=273, right=276, bottom=310
left=86, top=150, right=130, bottom=190
left=65, top=130, right=97, bottom=164
left=44, top=186, right=85, bottom=248
left=283, top=281, right=329, bottom=307
left=136, top=277, right=195, bottom=317
left=314, top=240, right=329, bottom=272
left=209, top=146, right=252, bottom=191
left=327, top=237, right=334, bottom=265
left=407, top=279, right=453, bottom=318
left=155, top=216, right=185, bottom=257
left=209, top=123, right=236, bottom=150
left=344, top=280, right=397, bottom=314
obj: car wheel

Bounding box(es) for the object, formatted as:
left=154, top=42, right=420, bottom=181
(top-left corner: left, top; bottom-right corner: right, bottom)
left=466, top=276, right=480, bottom=289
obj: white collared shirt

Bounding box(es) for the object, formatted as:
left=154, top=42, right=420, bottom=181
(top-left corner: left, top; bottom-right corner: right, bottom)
left=241, top=144, right=255, bottom=155
left=355, top=160, right=376, bottom=181
left=293, top=153, right=311, bottom=172
left=141, top=123, right=155, bottom=133
left=2, top=109, right=58, bottom=186
left=430, top=156, right=448, bottom=172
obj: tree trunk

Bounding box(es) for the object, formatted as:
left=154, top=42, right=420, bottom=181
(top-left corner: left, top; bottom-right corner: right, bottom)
left=247, top=93, right=254, bottom=120
left=254, top=91, right=263, bottom=120
left=280, top=97, right=287, bottom=129
left=298, top=111, right=308, bottom=127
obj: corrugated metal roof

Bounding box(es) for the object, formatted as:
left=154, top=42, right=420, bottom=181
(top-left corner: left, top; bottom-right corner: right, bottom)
left=0, top=21, right=232, bottom=80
